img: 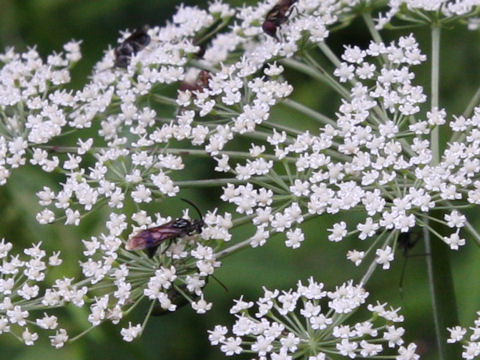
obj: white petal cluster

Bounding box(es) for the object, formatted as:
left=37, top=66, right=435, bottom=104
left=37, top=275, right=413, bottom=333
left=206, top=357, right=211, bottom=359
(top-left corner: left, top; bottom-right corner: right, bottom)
left=210, top=278, right=418, bottom=359
left=376, top=0, right=480, bottom=29
left=0, top=0, right=479, bottom=349
left=448, top=311, right=480, bottom=359
left=0, top=239, right=66, bottom=347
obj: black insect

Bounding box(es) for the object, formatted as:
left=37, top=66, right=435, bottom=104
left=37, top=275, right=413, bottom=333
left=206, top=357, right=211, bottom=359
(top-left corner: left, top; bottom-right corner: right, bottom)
left=398, top=230, right=423, bottom=295
left=262, top=0, right=298, bottom=40
left=126, top=198, right=204, bottom=258
left=398, top=231, right=419, bottom=256
left=114, top=25, right=151, bottom=68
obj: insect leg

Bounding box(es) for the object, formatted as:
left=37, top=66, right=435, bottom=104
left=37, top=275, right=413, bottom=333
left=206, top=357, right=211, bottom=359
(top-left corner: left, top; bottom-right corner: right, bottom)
left=161, top=238, right=174, bottom=254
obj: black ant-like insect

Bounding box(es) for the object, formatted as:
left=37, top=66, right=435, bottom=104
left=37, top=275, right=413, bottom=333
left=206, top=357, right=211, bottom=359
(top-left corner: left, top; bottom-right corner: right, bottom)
left=114, top=25, right=151, bottom=68
left=397, top=230, right=426, bottom=295
left=262, top=0, right=298, bottom=40
left=126, top=198, right=204, bottom=258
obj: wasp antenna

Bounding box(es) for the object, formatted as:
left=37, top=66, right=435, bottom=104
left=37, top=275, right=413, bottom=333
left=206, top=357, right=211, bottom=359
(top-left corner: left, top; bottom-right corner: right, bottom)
left=180, top=198, right=203, bottom=220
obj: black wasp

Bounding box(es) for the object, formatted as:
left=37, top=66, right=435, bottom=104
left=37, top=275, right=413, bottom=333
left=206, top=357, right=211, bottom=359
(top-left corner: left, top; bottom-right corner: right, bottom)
left=262, top=0, right=298, bottom=40
left=126, top=199, right=204, bottom=258
left=114, top=25, right=151, bottom=68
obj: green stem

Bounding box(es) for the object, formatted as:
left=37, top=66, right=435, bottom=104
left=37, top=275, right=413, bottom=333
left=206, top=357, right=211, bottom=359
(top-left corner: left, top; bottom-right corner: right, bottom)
left=431, top=26, right=440, bottom=164
left=281, top=98, right=336, bottom=126
left=451, top=85, right=480, bottom=143
left=359, top=258, right=379, bottom=288
left=423, top=216, right=460, bottom=359
left=463, top=86, right=480, bottom=118
left=141, top=299, right=156, bottom=332
left=68, top=324, right=98, bottom=343
left=260, top=120, right=303, bottom=136
left=464, top=218, right=480, bottom=247
left=173, top=175, right=289, bottom=188
left=362, top=12, right=382, bottom=43
left=214, top=238, right=252, bottom=259
left=317, top=42, right=341, bottom=68
left=425, top=25, right=460, bottom=359
left=281, top=57, right=350, bottom=98
left=152, top=94, right=177, bottom=106
left=362, top=12, right=388, bottom=65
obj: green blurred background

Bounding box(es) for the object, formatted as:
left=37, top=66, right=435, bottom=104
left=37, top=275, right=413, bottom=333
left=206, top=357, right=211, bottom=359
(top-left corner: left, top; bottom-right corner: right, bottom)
left=0, top=1, right=480, bottom=359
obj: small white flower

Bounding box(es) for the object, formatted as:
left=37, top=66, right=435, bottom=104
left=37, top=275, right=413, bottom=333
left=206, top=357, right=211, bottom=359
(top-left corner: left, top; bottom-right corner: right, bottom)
left=285, top=228, right=304, bottom=249
left=346, top=250, right=365, bottom=266
left=447, top=326, right=466, bottom=343
left=191, top=296, right=212, bottom=314
left=375, top=246, right=394, bottom=270
left=443, top=232, right=466, bottom=250
left=22, top=328, right=38, bottom=346
left=50, top=329, right=69, bottom=348
left=120, top=322, right=142, bottom=342
left=328, top=222, right=347, bottom=242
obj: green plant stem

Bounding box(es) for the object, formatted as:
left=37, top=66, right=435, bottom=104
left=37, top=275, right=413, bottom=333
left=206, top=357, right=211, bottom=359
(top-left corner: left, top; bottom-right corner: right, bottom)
left=463, top=85, right=480, bottom=118
left=362, top=12, right=382, bottom=44
left=317, top=42, right=341, bottom=68
left=260, top=120, right=304, bottom=136
left=362, top=12, right=388, bottom=65
left=426, top=25, right=461, bottom=359
left=431, top=26, right=440, bottom=164
left=281, top=98, right=336, bottom=126
left=451, top=85, right=480, bottom=143
left=359, top=257, right=378, bottom=287
left=464, top=218, right=480, bottom=247
left=141, top=299, right=156, bottom=332
left=68, top=324, right=98, bottom=343
left=214, top=238, right=252, bottom=259
left=281, top=57, right=350, bottom=98
left=173, top=175, right=290, bottom=188
left=423, top=215, right=460, bottom=359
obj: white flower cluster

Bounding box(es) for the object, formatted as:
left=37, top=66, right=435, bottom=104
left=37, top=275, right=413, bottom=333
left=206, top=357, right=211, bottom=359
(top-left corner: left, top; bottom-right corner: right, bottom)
left=0, top=239, right=68, bottom=348
left=0, top=0, right=479, bottom=349
left=213, top=32, right=475, bottom=270
left=209, top=277, right=419, bottom=359
left=72, top=206, right=233, bottom=341
left=375, top=0, right=480, bottom=29
left=448, top=313, right=480, bottom=359
left=1, top=0, right=473, bottom=267
left=0, top=42, right=80, bottom=185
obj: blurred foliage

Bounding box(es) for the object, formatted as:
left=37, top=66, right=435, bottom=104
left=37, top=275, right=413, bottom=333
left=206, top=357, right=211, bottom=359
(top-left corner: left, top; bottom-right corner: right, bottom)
left=0, top=1, right=480, bottom=360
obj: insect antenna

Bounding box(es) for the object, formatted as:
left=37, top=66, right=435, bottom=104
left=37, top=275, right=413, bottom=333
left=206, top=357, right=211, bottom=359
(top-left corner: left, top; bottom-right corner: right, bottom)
left=180, top=198, right=203, bottom=220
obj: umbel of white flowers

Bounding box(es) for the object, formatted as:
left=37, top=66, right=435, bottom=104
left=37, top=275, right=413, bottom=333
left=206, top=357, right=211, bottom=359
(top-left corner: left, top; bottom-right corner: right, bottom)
left=210, top=278, right=419, bottom=359
left=0, top=0, right=479, bottom=357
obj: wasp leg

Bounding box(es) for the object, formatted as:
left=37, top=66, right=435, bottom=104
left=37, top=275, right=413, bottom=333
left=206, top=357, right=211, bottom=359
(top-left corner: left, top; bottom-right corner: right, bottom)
left=145, top=244, right=160, bottom=258
left=161, top=238, right=174, bottom=254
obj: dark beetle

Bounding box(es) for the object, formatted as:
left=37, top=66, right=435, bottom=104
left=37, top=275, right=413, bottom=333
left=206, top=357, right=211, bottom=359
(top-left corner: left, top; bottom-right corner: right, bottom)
left=114, top=25, right=151, bottom=68
left=126, top=198, right=204, bottom=258
left=262, top=0, right=298, bottom=40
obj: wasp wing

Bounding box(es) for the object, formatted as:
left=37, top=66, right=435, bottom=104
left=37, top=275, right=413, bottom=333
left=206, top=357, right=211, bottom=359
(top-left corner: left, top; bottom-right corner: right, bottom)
left=126, top=222, right=183, bottom=251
